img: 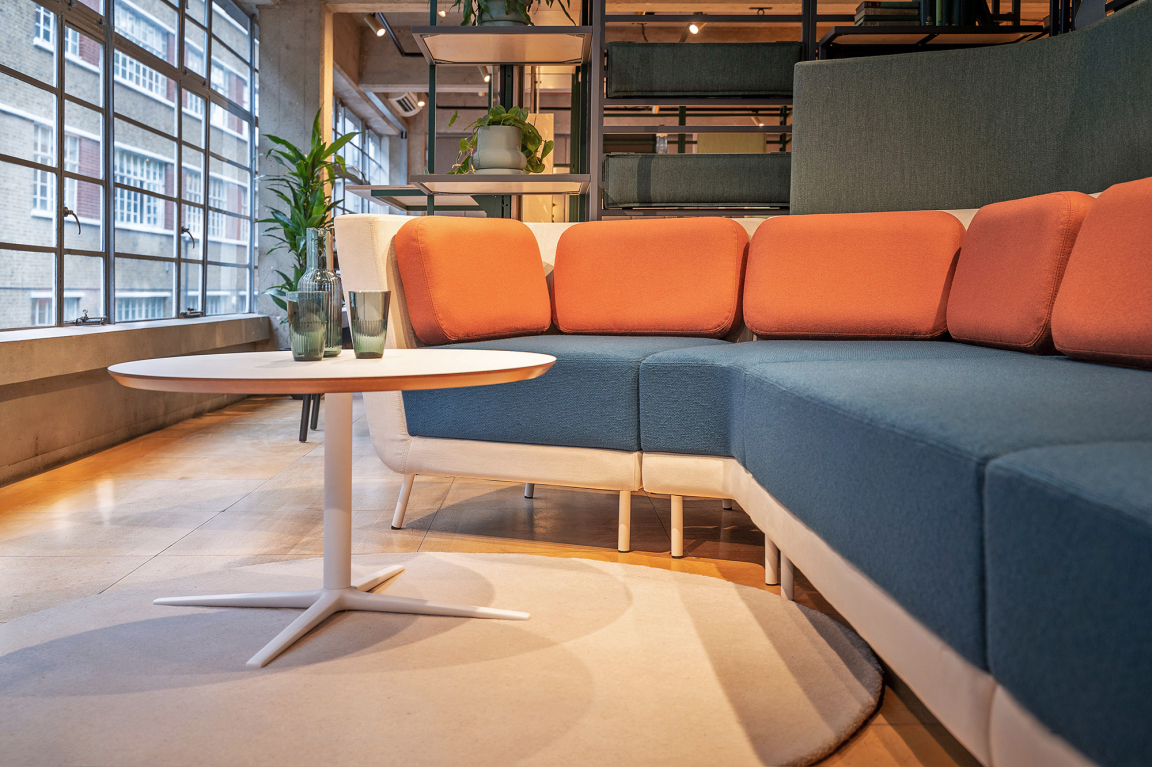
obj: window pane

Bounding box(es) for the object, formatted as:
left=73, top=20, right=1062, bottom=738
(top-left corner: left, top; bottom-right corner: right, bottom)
left=114, top=0, right=178, bottom=67
left=114, top=51, right=177, bottom=135
left=0, top=71, right=57, bottom=165
left=206, top=264, right=247, bottom=314
left=212, top=3, right=250, bottom=63
left=64, top=27, right=104, bottom=107
left=115, top=188, right=176, bottom=257
left=210, top=108, right=250, bottom=166
left=114, top=256, right=174, bottom=320
left=182, top=150, right=203, bottom=203
left=210, top=38, right=249, bottom=110
left=0, top=249, right=55, bottom=329
left=64, top=253, right=104, bottom=322
left=185, top=21, right=207, bottom=77
left=65, top=101, right=104, bottom=180
left=65, top=180, right=105, bottom=251
left=0, top=160, right=56, bottom=248
left=207, top=156, right=249, bottom=263
left=78, top=0, right=104, bottom=13
left=114, top=116, right=176, bottom=182
left=182, top=204, right=204, bottom=257
left=180, top=261, right=201, bottom=313
left=4, top=2, right=57, bottom=87
left=186, top=0, right=208, bottom=25
left=182, top=91, right=206, bottom=148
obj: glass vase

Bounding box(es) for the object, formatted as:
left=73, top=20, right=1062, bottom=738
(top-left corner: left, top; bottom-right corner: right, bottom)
left=298, top=227, right=343, bottom=357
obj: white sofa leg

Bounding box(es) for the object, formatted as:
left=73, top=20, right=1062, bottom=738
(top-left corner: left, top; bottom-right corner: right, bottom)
left=780, top=553, right=795, bottom=601
left=618, top=490, right=631, bottom=553
left=670, top=494, right=684, bottom=558
left=391, top=474, right=415, bottom=530
left=524, top=483, right=535, bottom=498
left=721, top=498, right=733, bottom=510
left=764, top=535, right=780, bottom=585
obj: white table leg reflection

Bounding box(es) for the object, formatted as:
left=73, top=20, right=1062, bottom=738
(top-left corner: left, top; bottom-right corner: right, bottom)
left=153, top=392, right=530, bottom=669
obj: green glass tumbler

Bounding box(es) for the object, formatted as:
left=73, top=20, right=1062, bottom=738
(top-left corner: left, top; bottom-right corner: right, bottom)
left=347, top=290, right=390, bottom=359
left=287, top=291, right=329, bottom=362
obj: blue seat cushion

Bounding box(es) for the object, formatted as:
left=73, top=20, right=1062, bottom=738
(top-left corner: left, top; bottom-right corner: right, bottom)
left=985, top=443, right=1152, bottom=767
left=639, top=340, right=1010, bottom=461
left=403, top=335, right=727, bottom=452
left=741, top=355, right=1152, bottom=668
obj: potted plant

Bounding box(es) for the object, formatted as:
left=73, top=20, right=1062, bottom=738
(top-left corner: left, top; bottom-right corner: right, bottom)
left=448, top=106, right=554, bottom=175
left=450, top=0, right=573, bottom=26
left=259, top=110, right=357, bottom=314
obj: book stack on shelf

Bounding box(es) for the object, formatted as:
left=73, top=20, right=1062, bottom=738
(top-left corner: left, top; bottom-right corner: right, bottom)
left=855, top=1, right=923, bottom=25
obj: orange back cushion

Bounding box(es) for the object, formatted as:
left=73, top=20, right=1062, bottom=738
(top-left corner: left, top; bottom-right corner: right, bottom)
left=1052, top=177, right=1152, bottom=369
left=744, top=211, right=965, bottom=339
left=947, top=192, right=1094, bottom=354
left=551, top=218, right=749, bottom=337
left=393, top=217, right=552, bottom=345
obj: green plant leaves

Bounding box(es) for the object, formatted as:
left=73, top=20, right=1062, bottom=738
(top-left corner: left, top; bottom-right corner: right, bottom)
left=259, top=108, right=358, bottom=301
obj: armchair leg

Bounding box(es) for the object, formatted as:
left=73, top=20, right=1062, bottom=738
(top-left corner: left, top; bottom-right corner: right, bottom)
left=670, top=494, right=684, bottom=558
left=781, top=553, right=795, bottom=601
left=764, top=535, right=780, bottom=585
left=618, top=490, right=631, bottom=553
left=524, top=483, right=535, bottom=498
left=391, top=474, right=415, bottom=530
left=721, top=498, right=733, bottom=510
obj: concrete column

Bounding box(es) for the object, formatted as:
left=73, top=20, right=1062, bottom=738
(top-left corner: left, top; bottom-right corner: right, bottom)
left=256, top=0, right=333, bottom=346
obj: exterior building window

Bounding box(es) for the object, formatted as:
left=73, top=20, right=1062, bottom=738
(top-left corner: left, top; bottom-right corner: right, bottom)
left=115, top=296, right=167, bottom=321
left=208, top=177, right=226, bottom=239
left=64, top=135, right=79, bottom=211
left=30, top=297, right=53, bottom=326
left=114, top=4, right=167, bottom=58
left=114, top=51, right=168, bottom=100
left=32, top=126, right=54, bottom=213
left=64, top=27, right=79, bottom=58
left=115, top=150, right=165, bottom=227
left=34, top=6, right=54, bottom=46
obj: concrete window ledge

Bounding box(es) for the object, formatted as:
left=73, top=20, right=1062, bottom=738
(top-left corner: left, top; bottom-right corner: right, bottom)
left=0, top=315, right=275, bottom=486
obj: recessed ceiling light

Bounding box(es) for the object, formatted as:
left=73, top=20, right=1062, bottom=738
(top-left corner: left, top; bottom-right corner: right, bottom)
left=688, top=22, right=699, bottom=33
left=417, top=99, right=426, bottom=107
left=438, top=9, right=447, bottom=16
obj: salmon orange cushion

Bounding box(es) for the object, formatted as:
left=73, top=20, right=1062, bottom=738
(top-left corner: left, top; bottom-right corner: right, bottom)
left=393, top=217, right=551, bottom=346
left=551, top=218, right=749, bottom=337
left=744, top=211, right=965, bottom=339
left=947, top=191, right=1094, bottom=353
left=1052, top=177, right=1152, bottom=369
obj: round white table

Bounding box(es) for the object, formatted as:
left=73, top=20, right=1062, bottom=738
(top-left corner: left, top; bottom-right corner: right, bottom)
left=109, top=349, right=555, bottom=668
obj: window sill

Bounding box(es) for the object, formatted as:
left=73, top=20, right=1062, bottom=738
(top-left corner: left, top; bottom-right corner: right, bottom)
left=0, top=314, right=273, bottom=387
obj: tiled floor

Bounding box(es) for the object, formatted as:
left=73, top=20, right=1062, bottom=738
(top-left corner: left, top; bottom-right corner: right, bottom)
left=0, top=395, right=979, bottom=767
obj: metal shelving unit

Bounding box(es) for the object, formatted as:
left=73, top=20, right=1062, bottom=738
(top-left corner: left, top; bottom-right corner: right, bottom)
left=346, top=185, right=484, bottom=213
left=411, top=174, right=590, bottom=196
left=818, top=24, right=1044, bottom=58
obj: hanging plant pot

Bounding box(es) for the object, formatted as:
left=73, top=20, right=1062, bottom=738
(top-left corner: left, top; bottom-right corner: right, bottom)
left=478, top=0, right=530, bottom=26
left=473, top=125, right=527, bottom=174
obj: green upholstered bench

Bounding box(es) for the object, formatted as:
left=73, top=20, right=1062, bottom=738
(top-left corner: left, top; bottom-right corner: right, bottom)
left=606, top=42, right=803, bottom=98
left=603, top=153, right=791, bottom=209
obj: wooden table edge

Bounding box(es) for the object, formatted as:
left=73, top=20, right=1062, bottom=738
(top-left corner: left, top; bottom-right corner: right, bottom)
left=108, top=359, right=555, bottom=395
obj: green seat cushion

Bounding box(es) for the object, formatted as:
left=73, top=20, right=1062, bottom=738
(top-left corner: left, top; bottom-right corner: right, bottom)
left=607, top=42, right=803, bottom=98
left=604, top=153, right=790, bottom=208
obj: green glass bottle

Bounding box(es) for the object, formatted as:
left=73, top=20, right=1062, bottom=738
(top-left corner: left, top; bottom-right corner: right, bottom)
left=297, top=227, right=342, bottom=357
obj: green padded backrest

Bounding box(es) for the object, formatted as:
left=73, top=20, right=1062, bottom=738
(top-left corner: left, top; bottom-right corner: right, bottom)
left=790, top=0, right=1152, bottom=214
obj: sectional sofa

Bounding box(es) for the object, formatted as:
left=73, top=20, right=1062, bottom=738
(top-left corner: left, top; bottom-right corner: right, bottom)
left=336, top=175, right=1151, bottom=767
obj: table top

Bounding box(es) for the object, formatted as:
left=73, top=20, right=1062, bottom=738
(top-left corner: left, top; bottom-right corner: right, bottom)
left=108, top=349, right=556, bottom=395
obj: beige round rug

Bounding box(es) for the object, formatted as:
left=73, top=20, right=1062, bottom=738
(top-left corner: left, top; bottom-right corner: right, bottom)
left=0, top=554, right=880, bottom=767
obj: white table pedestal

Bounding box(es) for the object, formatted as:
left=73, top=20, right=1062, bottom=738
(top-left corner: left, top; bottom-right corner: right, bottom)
left=154, top=392, right=529, bottom=668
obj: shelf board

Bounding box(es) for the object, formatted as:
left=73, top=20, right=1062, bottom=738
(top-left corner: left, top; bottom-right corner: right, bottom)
left=410, top=174, right=590, bottom=196
left=345, top=185, right=483, bottom=212
left=819, top=25, right=1045, bottom=48
left=410, top=26, right=592, bottom=65
left=604, top=96, right=793, bottom=107
left=603, top=125, right=792, bottom=134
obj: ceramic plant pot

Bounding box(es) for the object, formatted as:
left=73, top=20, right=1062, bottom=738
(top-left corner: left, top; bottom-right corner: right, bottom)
left=473, top=125, right=527, bottom=174
left=479, top=0, right=530, bottom=25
